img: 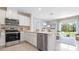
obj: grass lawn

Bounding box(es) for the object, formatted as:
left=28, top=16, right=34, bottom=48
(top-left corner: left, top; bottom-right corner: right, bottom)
left=60, top=32, right=75, bottom=37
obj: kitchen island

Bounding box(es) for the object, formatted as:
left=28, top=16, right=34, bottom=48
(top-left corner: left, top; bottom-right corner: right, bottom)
left=20, top=30, right=57, bottom=51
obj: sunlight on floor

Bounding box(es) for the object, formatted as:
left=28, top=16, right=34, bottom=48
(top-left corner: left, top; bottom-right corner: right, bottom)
left=59, top=43, right=77, bottom=51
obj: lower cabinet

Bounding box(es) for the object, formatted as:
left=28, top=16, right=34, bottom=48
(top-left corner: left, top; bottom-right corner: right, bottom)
left=26, top=33, right=37, bottom=47
left=0, top=31, right=5, bottom=47
left=21, top=32, right=37, bottom=47
left=21, top=32, right=48, bottom=50
left=32, top=34, right=37, bottom=47
left=20, top=32, right=25, bottom=42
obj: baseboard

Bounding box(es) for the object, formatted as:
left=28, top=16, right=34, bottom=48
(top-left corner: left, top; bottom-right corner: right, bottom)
left=20, top=41, right=25, bottom=43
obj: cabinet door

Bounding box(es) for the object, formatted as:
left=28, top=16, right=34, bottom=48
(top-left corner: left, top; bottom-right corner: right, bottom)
left=32, top=34, right=37, bottom=47
left=23, top=33, right=32, bottom=44
left=19, top=15, right=30, bottom=26
left=21, top=33, right=37, bottom=47
left=0, top=32, right=5, bottom=46
left=20, top=32, right=26, bottom=42
left=25, top=17, right=30, bottom=26
left=6, top=10, right=19, bottom=19
left=0, top=9, right=6, bottom=24
left=26, top=33, right=33, bottom=44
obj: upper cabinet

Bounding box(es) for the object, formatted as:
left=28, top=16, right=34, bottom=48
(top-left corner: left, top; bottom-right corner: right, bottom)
left=19, top=14, right=30, bottom=26
left=0, top=9, right=6, bottom=24
left=6, top=9, right=31, bottom=26
left=6, top=10, right=19, bottom=19
left=0, top=9, right=31, bottom=26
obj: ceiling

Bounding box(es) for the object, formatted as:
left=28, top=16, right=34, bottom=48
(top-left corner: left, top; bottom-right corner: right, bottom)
left=8, top=7, right=79, bottom=21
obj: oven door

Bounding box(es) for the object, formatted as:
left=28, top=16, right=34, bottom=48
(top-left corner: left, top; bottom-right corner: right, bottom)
left=6, top=32, right=20, bottom=42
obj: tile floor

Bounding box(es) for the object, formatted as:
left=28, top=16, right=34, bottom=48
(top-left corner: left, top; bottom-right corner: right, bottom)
left=56, top=43, right=77, bottom=51
left=56, top=40, right=77, bottom=51
left=0, top=41, right=77, bottom=51
left=0, top=42, right=39, bottom=51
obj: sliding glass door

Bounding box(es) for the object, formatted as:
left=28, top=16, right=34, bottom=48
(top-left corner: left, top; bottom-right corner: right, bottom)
left=58, top=22, right=76, bottom=46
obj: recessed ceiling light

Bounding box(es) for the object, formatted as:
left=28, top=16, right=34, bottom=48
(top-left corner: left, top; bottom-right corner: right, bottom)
left=38, top=8, right=42, bottom=11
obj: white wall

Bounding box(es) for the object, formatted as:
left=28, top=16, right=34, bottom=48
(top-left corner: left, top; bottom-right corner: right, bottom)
left=76, top=16, right=79, bottom=33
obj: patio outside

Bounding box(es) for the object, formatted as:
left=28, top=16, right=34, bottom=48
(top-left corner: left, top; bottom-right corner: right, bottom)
left=58, top=22, right=76, bottom=46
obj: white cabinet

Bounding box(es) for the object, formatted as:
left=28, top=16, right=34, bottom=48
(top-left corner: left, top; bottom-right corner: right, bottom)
left=27, top=33, right=37, bottom=47
left=6, top=10, right=19, bottom=19
left=0, top=9, right=6, bottom=24
left=20, top=32, right=37, bottom=47
left=26, top=33, right=37, bottom=47
left=0, top=31, right=5, bottom=46
left=6, top=9, right=30, bottom=26
left=32, top=33, right=37, bottom=47
left=19, top=15, right=30, bottom=26
left=24, top=33, right=33, bottom=44
left=20, top=32, right=33, bottom=44
left=47, top=30, right=57, bottom=51
left=20, top=32, right=26, bottom=42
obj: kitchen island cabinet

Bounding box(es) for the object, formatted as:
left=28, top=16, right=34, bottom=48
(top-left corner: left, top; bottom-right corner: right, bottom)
left=37, top=33, right=48, bottom=51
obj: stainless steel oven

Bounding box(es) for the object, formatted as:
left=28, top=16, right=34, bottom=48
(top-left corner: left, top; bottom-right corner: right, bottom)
left=5, top=18, right=20, bottom=46
left=6, top=30, right=20, bottom=42
left=5, top=30, right=20, bottom=47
